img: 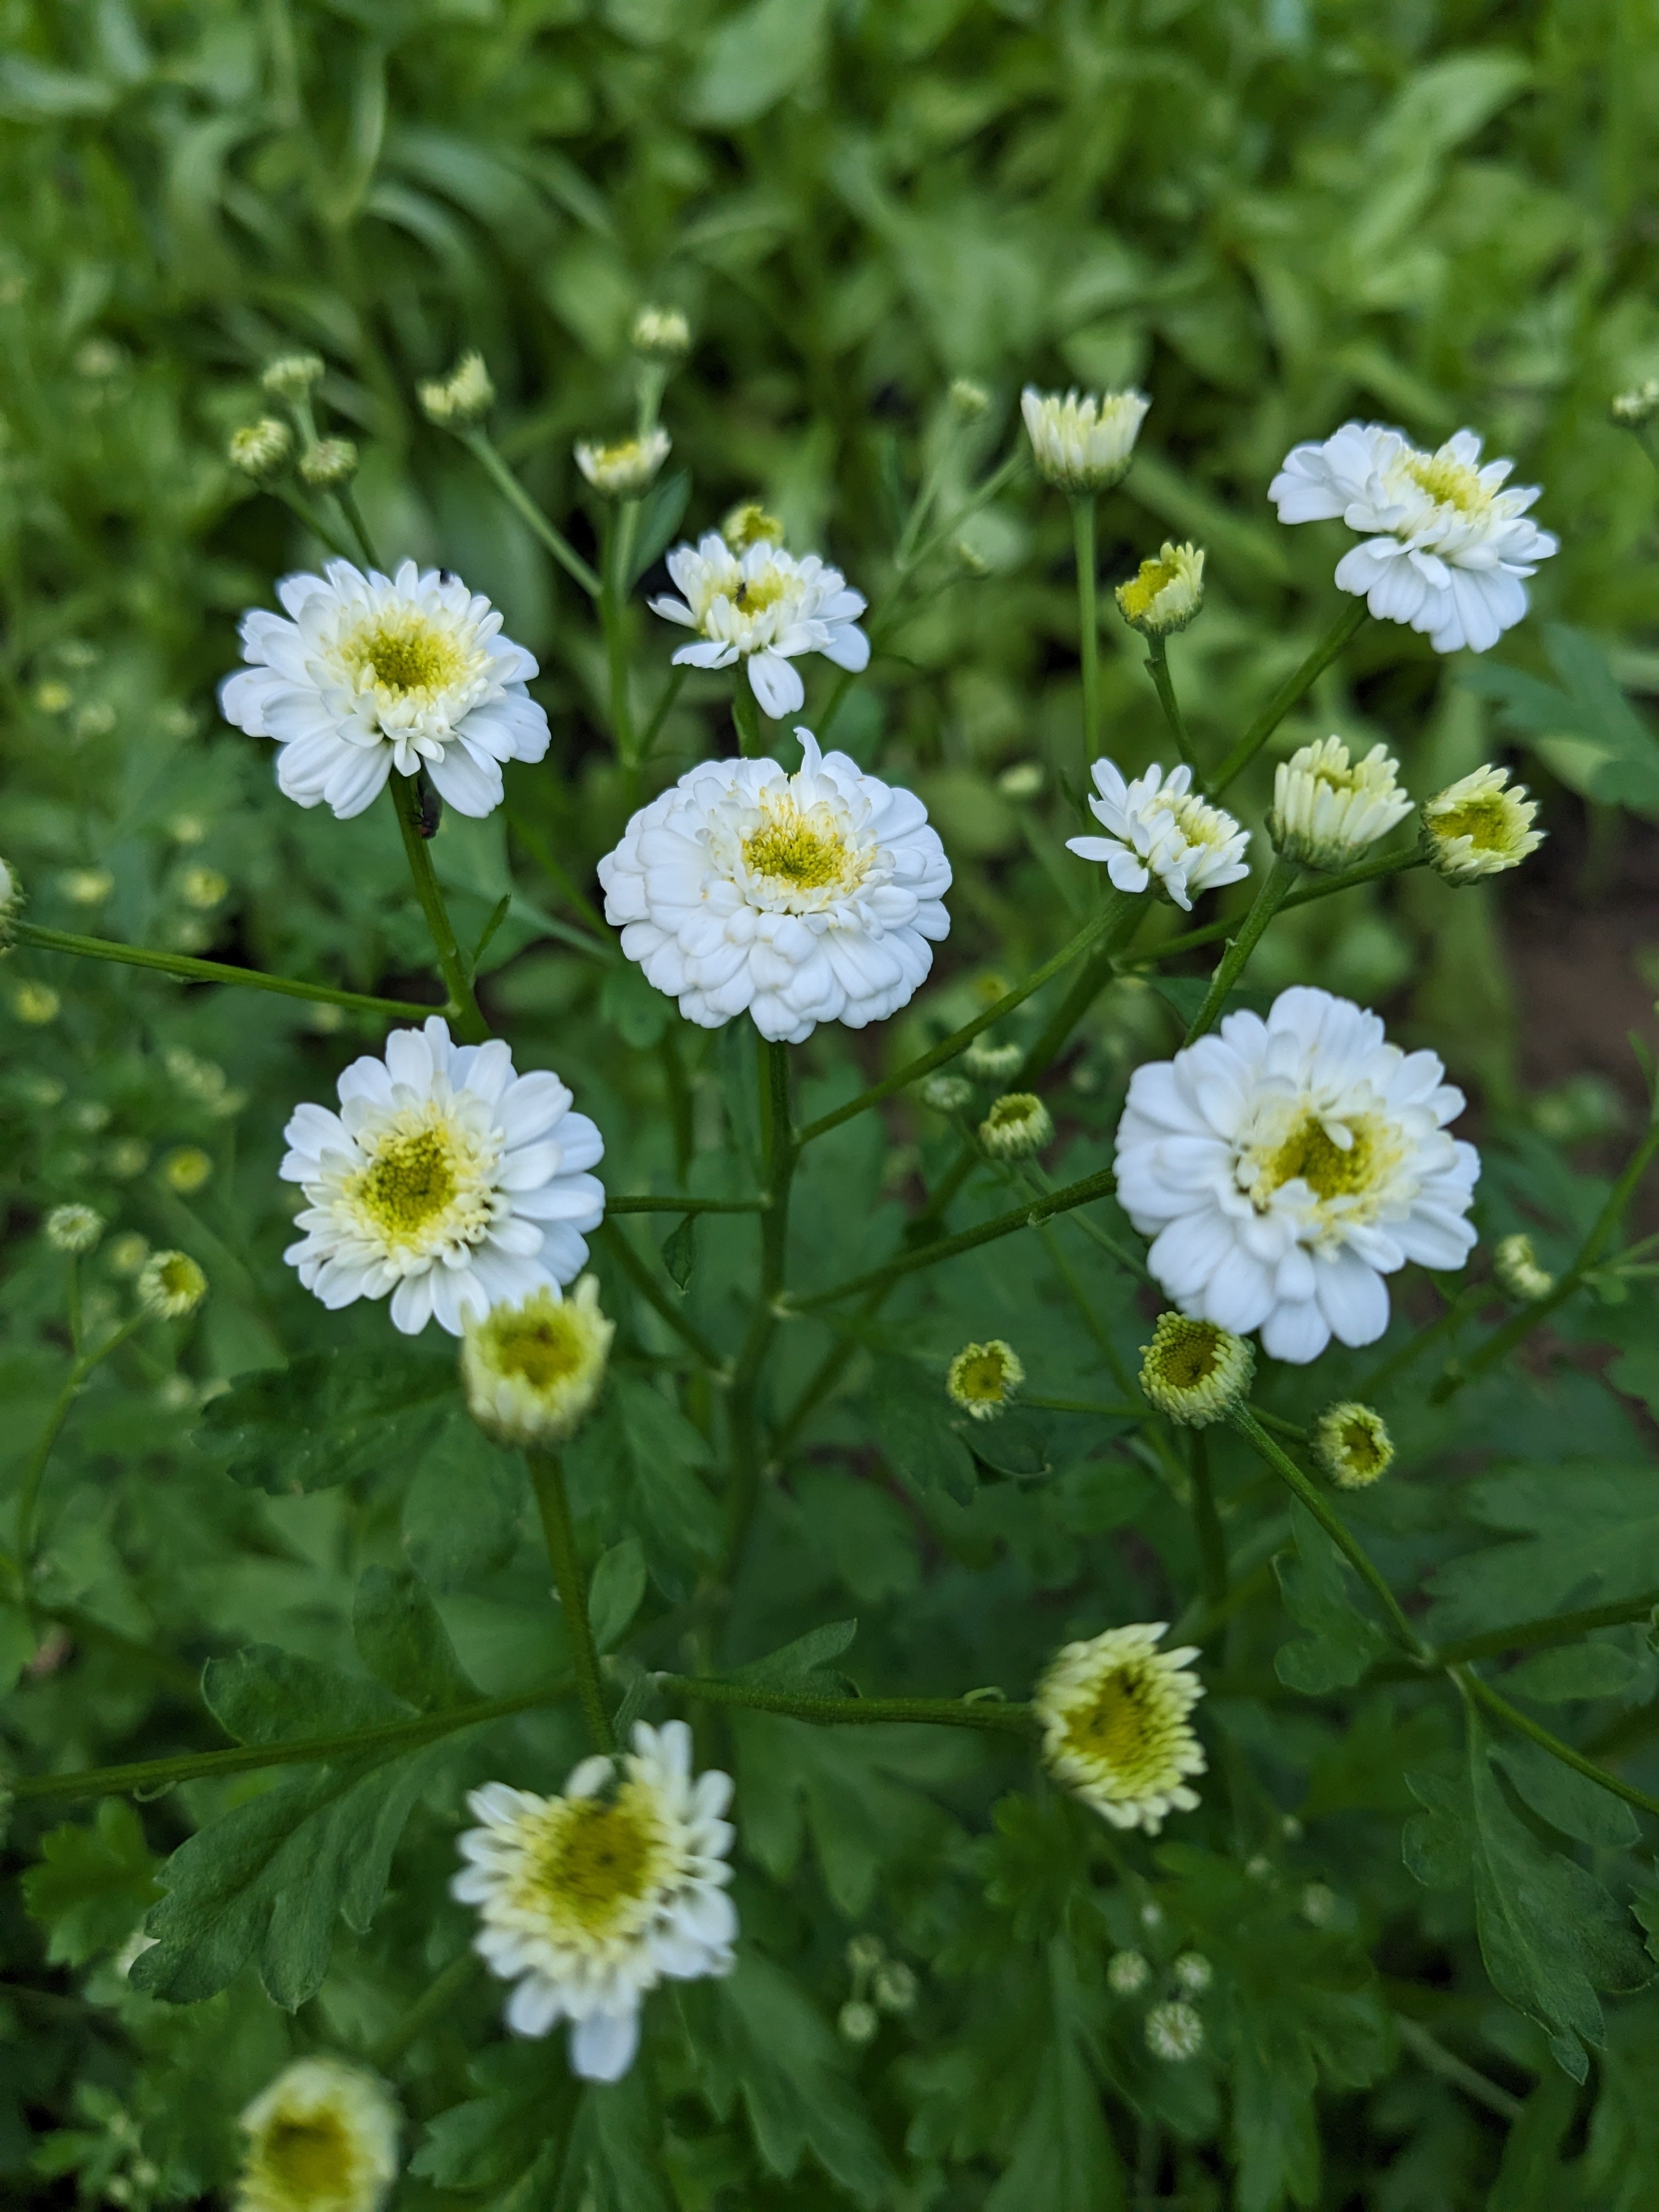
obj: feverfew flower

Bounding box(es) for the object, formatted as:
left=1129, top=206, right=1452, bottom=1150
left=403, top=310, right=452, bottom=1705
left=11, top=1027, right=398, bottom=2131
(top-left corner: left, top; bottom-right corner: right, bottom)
left=138, top=1250, right=207, bottom=1319
left=1116, top=543, right=1205, bottom=636
left=1066, top=759, right=1250, bottom=912
left=1021, top=386, right=1149, bottom=493
left=453, top=1720, right=737, bottom=2083
left=1421, top=764, right=1544, bottom=884
left=1115, top=986, right=1479, bottom=1364
left=45, top=1204, right=103, bottom=1254
left=1139, top=1313, right=1254, bottom=1427
left=1268, top=736, right=1413, bottom=871
left=1269, top=422, right=1557, bottom=654
left=1036, top=1624, right=1206, bottom=1834
left=631, top=305, right=691, bottom=360
left=575, top=428, right=671, bottom=498
left=1311, top=1402, right=1393, bottom=1489
left=596, top=729, right=950, bottom=1044
left=228, top=418, right=292, bottom=477
left=1146, top=2001, right=1205, bottom=2061
left=650, top=533, right=869, bottom=719
left=978, top=1091, right=1053, bottom=1160
left=219, top=560, right=550, bottom=821
left=1107, top=1949, right=1150, bottom=1995
left=235, top=2057, right=399, bottom=2212
left=946, top=1338, right=1025, bottom=1421
left=298, top=437, right=359, bottom=488
left=1173, top=1951, right=1212, bottom=1993
left=280, top=1018, right=605, bottom=1337
left=418, top=350, right=495, bottom=426
left=461, top=1277, right=613, bottom=1446
left=1493, top=1232, right=1555, bottom=1302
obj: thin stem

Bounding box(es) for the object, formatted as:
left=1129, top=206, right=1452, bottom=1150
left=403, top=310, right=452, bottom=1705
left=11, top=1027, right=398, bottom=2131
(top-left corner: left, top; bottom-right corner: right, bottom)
left=1144, top=849, right=1426, bottom=963
left=10, top=1683, right=566, bottom=1805
left=656, top=1673, right=1036, bottom=1736
left=1073, top=494, right=1101, bottom=774
left=637, top=664, right=686, bottom=766
left=1188, top=1432, right=1228, bottom=1608
left=598, top=1217, right=726, bottom=1372
left=599, top=504, right=639, bottom=786
left=457, top=428, right=601, bottom=599
left=15, top=1316, right=145, bottom=1570
left=1229, top=1406, right=1429, bottom=1661
left=390, top=775, right=488, bottom=1042
left=1182, top=856, right=1301, bottom=1043
left=1458, top=1665, right=1659, bottom=1824
left=1435, top=1113, right=1659, bottom=1401
left=723, top=1040, right=795, bottom=1576
left=1435, top=1590, right=1659, bottom=1668
left=335, top=483, right=380, bottom=568
left=1357, top=1278, right=1485, bottom=1401
left=1144, top=634, right=1197, bottom=776
left=731, top=678, right=764, bottom=758
left=13, top=922, right=445, bottom=1020
left=1392, top=2016, right=1524, bottom=2126
left=267, top=481, right=359, bottom=562
left=607, top=1194, right=769, bottom=1215
left=795, top=896, right=1129, bottom=1147
left=1024, top=1394, right=1147, bottom=1418
left=787, top=1165, right=1118, bottom=1313
left=529, top=1451, right=616, bottom=1755
left=1212, top=600, right=1369, bottom=795
left=370, top=1950, right=481, bottom=2071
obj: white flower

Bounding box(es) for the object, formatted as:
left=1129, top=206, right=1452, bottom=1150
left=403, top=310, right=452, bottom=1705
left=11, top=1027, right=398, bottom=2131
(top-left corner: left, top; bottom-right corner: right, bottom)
left=649, top=533, right=869, bottom=719
left=280, top=1017, right=605, bottom=1337
left=575, top=428, right=671, bottom=497
left=1107, top=1949, right=1150, bottom=1994
left=1268, top=736, right=1413, bottom=870
left=1116, top=542, right=1205, bottom=635
left=235, top=2056, right=399, bottom=2212
left=219, top=560, right=550, bottom=821
left=1115, top=985, right=1479, bottom=1364
left=1036, top=1624, right=1206, bottom=1834
left=596, top=729, right=950, bottom=1044
left=45, top=1204, right=104, bottom=1254
left=453, top=1720, right=737, bottom=2084
left=1269, top=422, right=1557, bottom=654
left=1021, top=386, right=1149, bottom=493
left=461, top=1276, right=613, bottom=1445
left=1066, top=759, right=1250, bottom=911
left=1173, top=1951, right=1212, bottom=1993
left=1421, top=764, right=1544, bottom=883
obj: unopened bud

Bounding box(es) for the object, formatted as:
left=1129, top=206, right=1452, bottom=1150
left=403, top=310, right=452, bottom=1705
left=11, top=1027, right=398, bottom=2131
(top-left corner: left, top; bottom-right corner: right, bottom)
left=298, top=438, right=358, bottom=488
left=977, top=1091, right=1053, bottom=1160
left=261, top=352, right=325, bottom=400
left=723, top=501, right=785, bottom=553
left=1612, top=380, right=1659, bottom=428
left=46, top=1204, right=104, bottom=1254
left=417, top=349, right=495, bottom=426
left=1139, top=1312, right=1254, bottom=1427
left=947, top=377, right=990, bottom=421
left=838, top=1999, right=878, bottom=2047
left=631, top=305, right=691, bottom=362
left=228, top=417, right=293, bottom=478
left=1493, top=1232, right=1555, bottom=1302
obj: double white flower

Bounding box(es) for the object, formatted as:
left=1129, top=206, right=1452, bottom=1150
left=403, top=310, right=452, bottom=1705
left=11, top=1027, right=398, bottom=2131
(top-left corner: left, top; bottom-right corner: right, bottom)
left=220, top=560, right=549, bottom=819
left=280, top=1018, right=605, bottom=1336
left=1269, top=422, right=1556, bottom=654
left=597, top=728, right=951, bottom=1043
left=650, top=532, right=869, bottom=718
left=1115, top=985, right=1479, bottom=1364
left=1066, top=758, right=1250, bottom=911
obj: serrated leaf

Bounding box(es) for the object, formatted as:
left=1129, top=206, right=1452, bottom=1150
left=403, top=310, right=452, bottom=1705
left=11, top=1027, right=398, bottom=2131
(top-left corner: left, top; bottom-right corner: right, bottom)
left=200, top=1345, right=455, bottom=1495
left=866, top=1361, right=976, bottom=1503
left=588, top=1538, right=647, bottom=1652
left=564, top=1372, right=719, bottom=1598
left=1274, top=1499, right=1390, bottom=1693
left=659, top=1212, right=697, bottom=1290
left=22, top=1801, right=159, bottom=1966
left=412, top=2043, right=575, bottom=2205
left=353, top=1564, right=477, bottom=1711
left=985, top=1949, right=1125, bottom=2212
left=1504, top=1641, right=1641, bottom=1703
left=732, top=1617, right=857, bottom=1691
left=1426, top=1464, right=1659, bottom=1641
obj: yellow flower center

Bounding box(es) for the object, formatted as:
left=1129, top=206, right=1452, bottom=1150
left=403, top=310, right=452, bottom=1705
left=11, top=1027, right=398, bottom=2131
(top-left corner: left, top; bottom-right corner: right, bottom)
left=522, top=1787, right=666, bottom=1939
left=347, top=1106, right=495, bottom=1256
left=1431, top=794, right=1510, bottom=851
left=743, top=805, right=851, bottom=891
left=1149, top=1318, right=1221, bottom=1391
left=1263, top=1114, right=1376, bottom=1201
left=346, top=614, right=464, bottom=698
left=1118, top=555, right=1180, bottom=623
left=732, top=570, right=788, bottom=616
left=1404, top=451, right=1489, bottom=516
left=1068, top=1664, right=1155, bottom=1769
left=489, top=1308, right=586, bottom=1390
left=260, top=2112, right=355, bottom=2203
left=591, top=439, right=644, bottom=471
left=1337, top=1417, right=1386, bottom=1476
left=1166, top=792, right=1235, bottom=851
left=954, top=1349, right=1009, bottom=1403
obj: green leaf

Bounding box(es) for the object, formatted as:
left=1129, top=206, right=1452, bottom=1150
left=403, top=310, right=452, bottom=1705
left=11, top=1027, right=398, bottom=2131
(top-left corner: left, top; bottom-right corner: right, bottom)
left=626, top=469, right=691, bottom=586
left=985, top=1956, right=1125, bottom=2212
left=1465, top=625, right=1659, bottom=812
left=200, top=1345, right=455, bottom=1495
left=659, top=1212, right=697, bottom=1290
left=1273, top=1499, right=1391, bottom=1693
left=353, top=1563, right=478, bottom=1711
left=958, top=1406, right=1053, bottom=1480
left=22, top=1801, right=159, bottom=1966
left=684, top=0, right=831, bottom=129
left=588, top=1537, right=647, bottom=1652
left=1491, top=1735, right=1640, bottom=1851
left=1504, top=1641, right=1640, bottom=1703
left=1426, top=1463, right=1659, bottom=1641
left=564, top=1372, right=719, bottom=1598
left=412, top=2044, right=575, bottom=2207
left=731, top=1617, right=858, bottom=1692
left=683, top=1953, right=888, bottom=2205
left=865, top=1361, right=977, bottom=1503
left=599, top=961, right=672, bottom=1049
left=402, top=1407, right=525, bottom=1592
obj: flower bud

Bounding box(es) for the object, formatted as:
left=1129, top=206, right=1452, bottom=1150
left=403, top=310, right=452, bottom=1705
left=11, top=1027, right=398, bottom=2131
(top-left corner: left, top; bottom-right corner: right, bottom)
left=1145, top=2000, right=1204, bottom=2061
left=872, top=1960, right=917, bottom=2015
left=236, top=2058, right=399, bottom=2212
left=574, top=428, right=671, bottom=498
left=918, top=1072, right=974, bottom=1115
left=11, top=980, right=58, bottom=1024
left=631, top=304, right=691, bottom=361
left=1268, top=736, right=1412, bottom=871
left=1493, top=1232, right=1555, bottom=1302
left=461, top=1278, right=613, bottom=1448
left=1421, top=764, right=1543, bottom=884
left=417, top=349, right=495, bottom=426
left=838, top=1999, right=879, bottom=2047
left=261, top=352, right=326, bottom=400
left=62, top=867, right=113, bottom=905
left=138, top=1250, right=207, bottom=1319
left=721, top=500, right=786, bottom=553
left=1138, top=1313, right=1254, bottom=1427
left=180, top=866, right=228, bottom=910
left=996, top=761, right=1044, bottom=800
left=1310, top=1402, right=1393, bottom=1489
left=962, top=1036, right=1022, bottom=1083
left=947, top=376, right=990, bottom=421
left=1300, top=1882, right=1336, bottom=1927
left=946, top=1338, right=1024, bottom=1422
left=163, top=1147, right=213, bottom=1195
left=1173, top=1951, right=1211, bottom=1993
left=108, top=1233, right=149, bottom=1277
left=977, top=1091, right=1053, bottom=1160
left=45, top=1204, right=104, bottom=1254
left=1612, top=380, right=1659, bottom=427
left=845, top=1932, right=884, bottom=1976
left=1107, top=1949, right=1150, bottom=1994
left=1021, top=385, right=1149, bottom=493
left=228, top=417, right=293, bottom=478
left=0, top=854, right=20, bottom=946
left=1116, top=543, right=1205, bottom=636
left=298, top=438, right=359, bottom=488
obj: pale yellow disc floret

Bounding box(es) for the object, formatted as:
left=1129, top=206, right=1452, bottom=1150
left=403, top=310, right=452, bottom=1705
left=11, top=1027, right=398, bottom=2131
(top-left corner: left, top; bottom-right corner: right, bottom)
left=1421, top=764, right=1543, bottom=884
left=946, top=1338, right=1025, bottom=1421
left=461, top=1277, right=614, bottom=1447
left=1036, top=1623, right=1206, bottom=1832
left=1139, top=1312, right=1254, bottom=1427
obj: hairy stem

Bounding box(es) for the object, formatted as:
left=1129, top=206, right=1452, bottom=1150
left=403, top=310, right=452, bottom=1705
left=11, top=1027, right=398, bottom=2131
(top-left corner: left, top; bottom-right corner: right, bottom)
left=390, top=774, right=489, bottom=1042
left=1434, top=1591, right=1659, bottom=1668
left=1212, top=600, right=1368, bottom=795
left=656, top=1673, right=1036, bottom=1735
left=1182, top=855, right=1301, bottom=1043
left=13, top=922, right=445, bottom=1020
left=529, top=1451, right=616, bottom=1754
left=1457, top=1666, right=1659, bottom=1823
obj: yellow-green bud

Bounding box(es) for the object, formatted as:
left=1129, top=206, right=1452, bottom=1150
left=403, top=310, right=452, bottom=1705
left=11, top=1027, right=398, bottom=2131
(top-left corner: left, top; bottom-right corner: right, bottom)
left=138, top=1250, right=207, bottom=1319
left=1116, top=543, right=1205, bottom=636
left=45, top=1204, right=104, bottom=1254
left=573, top=428, right=670, bottom=497
left=947, top=377, right=991, bottom=421
left=1612, top=380, right=1659, bottom=428
left=962, top=1036, right=1022, bottom=1083
left=417, top=349, right=496, bottom=426
left=631, top=305, right=691, bottom=362
left=163, top=1147, right=213, bottom=1196
left=298, top=438, right=358, bottom=488
left=10, top=980, right=58, bottom=1024
left=1310, top=1402, right=1393, bottom=1489
left=180, top=866, right=228, bottom=910
left=461, top=1278, right=613, bottom=1447
left=978, top=1091, right=1053, bottom=1161
left=918, top=1072, right=974, bottom=1115
left=946, top=1339, right=1024, bottom=1422
left=723, top=501, right=785, bottom=553
left=0, top=854, right=20, bottom=946
left=1421, top=765, right=1544, bottom=884
left=1139, top=1312, right=1254, bottom=1427
left=61, top=867, right=113, bottom=905
left=1020, top=385, right=1148, bottom=493
left=261, top=352, right=325, bottom=400
left=228, top=417, right=294, bottom=478
left=1493, top=1232, right=1555, bottom=1302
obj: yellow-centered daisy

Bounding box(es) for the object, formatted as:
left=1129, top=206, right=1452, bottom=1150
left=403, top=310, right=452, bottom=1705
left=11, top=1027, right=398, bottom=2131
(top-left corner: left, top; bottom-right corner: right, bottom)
left=1035, top=1623, right=1206, bottom=1833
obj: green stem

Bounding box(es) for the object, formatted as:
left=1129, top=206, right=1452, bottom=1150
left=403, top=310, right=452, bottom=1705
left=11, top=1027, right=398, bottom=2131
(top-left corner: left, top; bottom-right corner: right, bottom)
left=390, top=775, right=488, bottom=1042
left=267, top=481, right=359, bottom=562
left=731, top=678, right=764, bottom=758
left=9, top=1683, right=565, bottom=1805
left=1391, top=2016, right=1524, bottom=2126
left=335, top=483, right=380, bottom=568
left=723, top=1040, right=796, bottom=1576
left=795, top=896, right=1130, bottom=1147
left=598, top=1217, right=726, bottom=1372
left=1145, top=849, right=1426, bottom=964
left=1182, top=855, right=1301, bottom=1043
left=1024, top=1394, right=1147, bottom=1418
left=1434, top=1113, right=1659, bottom=1402
left=1189, top=1432, right=1228, bottom=1607
left=656, top=1674, right=1036, bottom=1736
left=13, top=922, right=446, bottom=1020
left=1435, top=1591, right=1659, bottom=1668
left=529, top=1451, right=616, bottom=1755
left=1145, top=633, right=1197, bottom=776
left=1073, top=494, right=1101, bottom=775
left=1212, top=600, right=1369, bottom=795
left=458, top=428, right=601, bottom=599
left=1229, top=1406, right=1429, bottom=1661
left=1356, top=1278, right=1485, bottom=1401
left=607, top=1194, right=769, bottom=1215
left=788, top=1165, right=1118, bottom=1313
left=600, top=504, right=639, bottom=787
left=637, top=664, right=686, bottom=768
left=1457, top=1666, right=1659, bottom=1824
left=370, top=1950, right=481, bottom=2070
left=15, top=1316, right=145, bottom=1570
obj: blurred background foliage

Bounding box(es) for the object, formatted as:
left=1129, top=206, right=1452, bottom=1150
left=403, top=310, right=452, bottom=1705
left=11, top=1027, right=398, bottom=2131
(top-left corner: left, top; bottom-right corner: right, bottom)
left=7, top=0, right=1659, bottom=2207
